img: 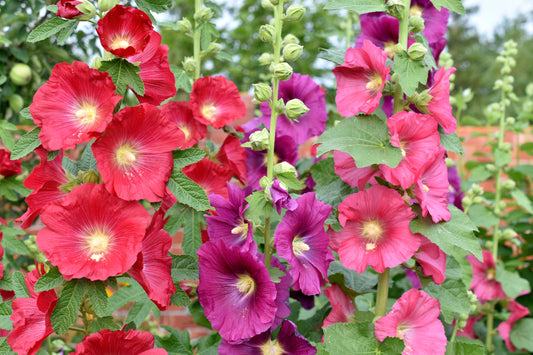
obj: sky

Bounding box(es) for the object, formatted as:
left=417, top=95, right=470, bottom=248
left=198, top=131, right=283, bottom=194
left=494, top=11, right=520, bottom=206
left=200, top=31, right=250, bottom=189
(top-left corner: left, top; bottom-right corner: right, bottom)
left=466, top=0, right=533, bottom=37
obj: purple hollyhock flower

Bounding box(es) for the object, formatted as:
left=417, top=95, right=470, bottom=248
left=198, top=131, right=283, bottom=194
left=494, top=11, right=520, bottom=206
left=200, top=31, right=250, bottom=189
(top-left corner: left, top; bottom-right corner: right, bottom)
left=269, top=255, right=292, bottom=330
left=274, top=193, right=334, bottom=295
left=410, top=0, right=449, bottom=43
left=271, top=178, right=298, bottom=214
left=290, top=290, right=315, bottom=310
left=447, top=164, right=464, bottom=210
left=206, top=183, right=257, bottom=254
left=218, top=320, right=317, bottom=355
left=197, top=240, right=277, bottom=342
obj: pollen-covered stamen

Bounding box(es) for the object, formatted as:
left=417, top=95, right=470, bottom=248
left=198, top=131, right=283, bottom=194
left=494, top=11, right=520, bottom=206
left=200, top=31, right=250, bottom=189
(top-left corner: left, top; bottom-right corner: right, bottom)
left=384, top=41, right=396, bottom=58
left=410, top=5, right=423, bottom=17
left=86, top=230, right=111, bottom=262
left=231, top=221, right=249, bottom=240
left=260, top=340, right=284, bottom=355
left=115, top=145, right=137, bottom=167
left=200, top=102, right=217, bottom=122
left=178, top=125, right=191, bottom=140
left=366, top=72, right=383, bottom=93
left=486, top=267, right=496, bottom=280
left=292, top=236, right=310, bottom=256
left=399, top=140, right=407, bottom=157
left=422, top=184, right=430, bottom=192
left=361, top=219, right=383, bottom=251
left=236, top=274, right=256, bottom=296
left=75, top=104, right=98, bottom=125
left=111, top=36, right=132, bottom=50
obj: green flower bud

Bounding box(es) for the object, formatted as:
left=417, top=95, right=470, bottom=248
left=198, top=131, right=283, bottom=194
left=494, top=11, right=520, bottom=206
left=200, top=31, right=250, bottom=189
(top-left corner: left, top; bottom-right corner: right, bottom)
left=500, top=142, right=512, bottom=152
left=205, top=42, right=222, bottom=56
left=285, top=98, right=309, bottom=120
left=98, top=0, right=120, bottom=12
left=393, top=43, right=404, bottom=55
left=261, top=0, right=274, bottom=9
left=458, top=319, right=468, bottom=329
left=194, top=7, right=214, bottom=22
left=502, top=179, right=516, bottom=190
left=409, top=15, right=425, bottom=33
left=258, top=52, right=274, bottom=66
left=485, top=241, right=493, bottom=249
left=182, top=56, right=196, bottom=73
left=259, top=24, right=276, bottom=43
left=8, top=94, right=24, bottom=113
left=503, top=229, right=517, bottom=240
left=458, top=313, right=469, bottom=321
left=283, top=43, right=303, bottom=61
left=386, top=0, right=406, bottom=19
left=272, top=62, right=293, bottom=81
left=249, top=128, right=270, bottom=151
left=91, top=56, right=102, bottom=70
left=177, top=18, right=192, bottom=33
left=260, top=176, right=273, bottom=190
left=253, top=83, right=272, bottom=103
left=469, top=303, right=478, bottom=313
left=485, top=164, right=496, bottom=173
left=471, top=184, right=483, bottom=195
left=9, top=63, right=32, bottom=86
left=285, top=5, right=305, bottom=22
left=408, top=43, right=427, bottom=60
left=282, top=34, right=300, bottom=46
left=462, top=196, right=472, bottom=207
left=472, top=196, right=484, bottom=204
left=75, top=0, right=96, bottom=21
left=506, top=117, right=515, bottom=125
left=445, top=158, right=454, bottom=168
left=30, top=55, right=42, bottom=72
left=82, top=170, right=101, bottom=184
left=273, top=161, right=297, bottom=176
left=269, top=0, right=279, bottom=5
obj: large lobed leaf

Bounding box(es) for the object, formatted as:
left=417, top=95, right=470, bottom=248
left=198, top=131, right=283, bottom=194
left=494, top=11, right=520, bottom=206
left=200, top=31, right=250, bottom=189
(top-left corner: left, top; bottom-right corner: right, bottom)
left=324, top=0, right=386, bottom=14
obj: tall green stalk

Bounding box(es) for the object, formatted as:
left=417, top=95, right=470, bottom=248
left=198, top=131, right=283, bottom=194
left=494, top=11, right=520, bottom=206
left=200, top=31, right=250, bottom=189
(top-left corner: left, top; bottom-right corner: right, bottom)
left=193, top=0, right=203, bottom=80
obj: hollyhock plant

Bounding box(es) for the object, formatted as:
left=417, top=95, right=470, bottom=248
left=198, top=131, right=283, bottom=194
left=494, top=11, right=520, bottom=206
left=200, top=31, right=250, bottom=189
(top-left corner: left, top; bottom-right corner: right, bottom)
left=73, top=329, right=167, bottom=354
left=0, top=148, right=21, bottom=177
left=424, top=66, right=457, bottom=134
left=96, top=5, right=153, bottom=58
left=92, top=103, right=185, bottom=202
left=270, top=255, right=292, bottom=330
left=128, top=209, right=176, bottom=311
left=466, top=250, right=507, bottom=302
left=161, top=100, right=207, bottom=149
left=447, top=164, right=464, bottom=210
left=329, top=185, right=421, bottom=273
left=197, top=240, right=277, bottom=342
left=356, top=12, right=406, bottom=58
left=30, top=61, right=121, bottom=151
left=409, top=0, right=450, bottom=43
left=218, top=320, right=316, bottom=355
left=56, top=0, right=83, bottom=19
left=375, top=289, right=447, bottom=355
left=190, top=76, right=247, bottom=129
left=413, top=236, right=447, bottom=285
left=216, top=134, right=248, bottom=183
left=334, top=151, right=382, bottom=190
left=274, top=192, right=334, bottom=295
left=0, top=217, right=5, bottom=278
left=36, top=183, right=150, bottom=281
left=333, top=40, right=390, bottom=117
left=323, top=283, right=355, bottom=328
left=270, top=178, right=298, bottom=214
left=498, top=299, right=530, bottom=352
left=456, top=315, right=482, bottom=339
left=182, top=158, right=233, bottom=198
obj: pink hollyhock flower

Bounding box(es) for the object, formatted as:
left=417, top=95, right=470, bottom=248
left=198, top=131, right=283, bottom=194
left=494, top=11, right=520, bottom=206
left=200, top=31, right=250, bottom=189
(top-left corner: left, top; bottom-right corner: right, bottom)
left=56, top=0, right=83, bottom=19
left=426, top=66, right=457, bottom=134
left=375, top=289, right=447, bottom=355
left=381, top=111, right=441, bottom=189
left=270, top=178, right=298, bottom=214
left=93, top=103, right=185, bottom=202
left=30, top=61, right=121, bottom=151
left=0, top=217, right=5, bottom=278
left=329, top=185, right=421, bottom=273
left=216, top=134, right=248, bottom=184
left=197, top=240, right=277, bottom=342
left=413, top=236, right=447, bottom=285
left=498, top=299, right=530, bottom=352
left=333, top=40, right=390, bottom=117
left=96, top=5, right=153, bottom=58
left=274, top=192, right=334, bottom=295
left=0, top=148, right=21, bottom=177
left=413, top=147, right=451, bottom=223
left=466, top=250, right=506, bottom=302
left=128, top=209, right=176, bottom=311
left=218, top=320, right=316, bottom=355
left=182, top=158, right=233, bottom=198
left=36, top=183, right=150, bottom=281
left=161, top=101, right=207, bottom=149
left=323, top=283, right=355, bottom=328
left=333, top=151, right=382, bottom=190
left=190, top=76, right=247, bottom=129
left=8, top=266, right=58, bottom=355
left=73, top=329, right=167, bottom=354
left=16, top=148, right=68, bottom=229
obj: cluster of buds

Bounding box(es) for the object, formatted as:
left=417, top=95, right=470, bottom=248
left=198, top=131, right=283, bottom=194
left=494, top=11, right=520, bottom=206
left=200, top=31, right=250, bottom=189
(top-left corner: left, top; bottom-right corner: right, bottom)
left=461, top=183, right=484, bottom=211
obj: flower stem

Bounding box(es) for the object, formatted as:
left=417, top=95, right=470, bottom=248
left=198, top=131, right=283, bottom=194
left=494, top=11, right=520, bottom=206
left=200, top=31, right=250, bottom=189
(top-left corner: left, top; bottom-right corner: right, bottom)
left=193, top=0, right=203, bottom=80
left=374, top=267, right=390, bottom=320
left=392, top=0, right=410, bottom=114
left=450, top=319, right=460, bottom=343
left=486, top=312, right=495, bottom=353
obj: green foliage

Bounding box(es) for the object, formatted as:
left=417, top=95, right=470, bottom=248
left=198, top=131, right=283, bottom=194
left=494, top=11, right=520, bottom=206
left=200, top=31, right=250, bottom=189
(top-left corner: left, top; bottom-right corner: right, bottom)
left=425, top=280, right=470, bottom=324
left=495, top=264, right=530, bottom=299
left=100, top=58, right=145, bottom=97
left=393, top=52, right=428, bottom=97
left=173, top=148, right=205, bottom=169
left=510, top=318, right=533, bottom=352
left=168, top=170, right=210, bottom=211
left=430, top=0, right=466, bottom=14
left=10, top=127, right=41, bottom=159
left=324, top=0, right=386, bottom=14
left=0, top=301, right=13, bottom=331
left=27, top=17, right=75, bottom=43
left=171, top=254, right=199, bottom=281
left=245, top=191, right=273, bottom=226
left=34, top=266, right=65, bottom=292
left=328, top=261, right=378, bottom=295
left=445, top=337, right=486, bottom=355
left=51, top=279, right=85, bottom=334
left=155, top=326, right=194, bottom=355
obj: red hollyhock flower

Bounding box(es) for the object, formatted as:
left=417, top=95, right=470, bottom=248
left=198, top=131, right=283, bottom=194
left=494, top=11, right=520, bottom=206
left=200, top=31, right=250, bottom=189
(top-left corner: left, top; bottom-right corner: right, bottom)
left=216, top=134, right=248, bottom=183
left=30, top=61, right=121, bottom=151
left=0, top=217, right=5, bottom=278
left=73, top=329, right=167, bottom=354
left=466, top=250, right=506, bottom=302
left=329, top=185, right=421, bottom=273
left=56, top=0, right=83, bottom=19
left=498, top=299, right=530, bottom=352
left=161, top=101, right=207, bottom=148
left=8, top=266, right=58, bottom=355
left=334, top=151, right=382, bottom=190
left=323, top=283, right=355, bottom=328
left=182, top=158, right=233, bottom=198
left=36, top=183, right=150, bottom=281
left=96, top=5, right=153, bottom=58
left=0, top=148, right=22, bottom=177
left=190, top=76, right=247, bottom=129
left=93, top=103, right=185, bottom=202
left=128, top=209, right=176, bottom=311
left=413, top=236, right=447, bottom=285
left=426, top=66, right=457, bottom=134
left=375, top=289, right=447, bottom=355
left=333, top=40, right=390, bottom=117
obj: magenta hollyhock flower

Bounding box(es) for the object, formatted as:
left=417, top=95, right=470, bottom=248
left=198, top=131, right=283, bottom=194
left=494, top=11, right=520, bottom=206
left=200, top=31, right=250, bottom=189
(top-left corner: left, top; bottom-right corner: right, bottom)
left=128, top=209, right=175, bottom=311
left=93, top=103, right=185, bottom=202
left=498, top=299, right=530, bottom=352
left=161, top=101, right=207, bottom=149
left=30, top=61, right=121, bottom=151
left=413, top=147, right=451, bottom=223
left=323, top=283, right=355, bottom=328
left=255, top=73, right=327, bottom=144
left=409, top=0, right=450, bottom=43
left=333, top=40, right=390, bottom=117
left=356, top=12, right=404, bottom=58
left=0, top=148, right=21, bottom=178
left=375, top=289, right=447, bottom=355
left=413, top=236, right=447, bottom=285
left=216, top=134, right=248, bottom=184
left=269, top=255, right=292, bottom=330
left=182, top=158, right=233, bottom=198
left=333, top=151, right=382, bottom=190
left=197, top=240, right=277, bottom=342
left=73, top=329, right=167, bottom=354
left=190, top=76, right=247, bottom=129
left=381, top=111, right=441, bottom=189
left=56, top=0, right=83, bottom=19
left=205, top=183, right=256, bottom=254
left=426, top=66, right=457, bottom=134
left=447, top=164, right=464, bottom=210
left=466, top=250, right=506, bottom=302
left=218, top=320, right=316, bottom=355
left=275, top=192, right=333, bottom=295
left=97, top=5, right=153, bottom=58
left=8, top=266, right=58, bottom=355
left=270, top=178, right=298, bottom=214
left=37, top=183, right=150, bottom=281
left=329, top=185, right=421, bottom=273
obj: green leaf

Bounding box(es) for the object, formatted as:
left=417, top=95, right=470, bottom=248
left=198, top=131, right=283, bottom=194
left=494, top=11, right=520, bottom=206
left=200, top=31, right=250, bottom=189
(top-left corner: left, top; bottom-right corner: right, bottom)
left=27, top=17, right=73, bottom=43
left=182, top=210, right=203, bottom=256
left=0, top=337, right=15, bottom=354
left=0, top=176, right=31, bottom=201
left=84, top=281, right=109, bottom=317
left=18, top=107, right=33, bottom=121
left=439, top=130, right=464, bottom=155
left=510, top=318, right=533, bottom=352
left=425, top=279, right=470, bottom=323
left=244, top=191, right=273, bottom=226
left=155, top=325, right=194, bottom=355
left=446, top=255, right=473, bottom=290
left=100, top=58, right=145, bottom=96
left=195, top=332, right=222, bottom=355
left=79, top=142, right=98, bottom=173
left=429, top=0, right=466, bottom=14
left=511, top=189, right=533, bottom=214
left=125, top=297, right=159, bottom=326
left=324, top=0, right=386, bottom=14
left=88, top=316, right=121, bottom=333
left=494, top=148, right=511, bottom=168
left=62, top=156, right=79, bottom=176
left=135, top=0, right=172, bottom=13
left=0, top=301, right=13, bottom=331
left=0, top=223, right=28, bottom=255
left=410, top=205, right=482, bottom=261
left=318, top=48, right=345, bottom=65
left=267, top=266, right=286, bottom=283
left=171, top=65, right=193, bottom=93
left=393, top=52, right=428, bottom=97
left=10, top=127, right=41, bottom=160
left=316, top=115, right=402, bottom=168
left=0, top=120, right=16, bottom=150
left=51, top=279, right=85, bottom=334
left=56, top=19, right=78, bottom=44
left=107, top=279, right=147, bottom=313
left=276, top=171, right=305, bottom=191
left=467, top=165, right=492, bottom=182
left=173, top=148, right=205, bottom=169
left=11, top=271, right=29, bottom=298
left=167, top=170, right=210, bottom=211
left=445, top=337, right=486, bottom=355
left=47, top=150, right=60, bottom=161
left=34, top=266, right=65, bottom=292
left=495, top=265, right=531, bottom=299
left=467, top=204, right=499, bottom=229
left=170, top=285, right=191, bottom=307
left=171, top=254, right=199, bottom=281
left=328, top=261, right=378, bottom=295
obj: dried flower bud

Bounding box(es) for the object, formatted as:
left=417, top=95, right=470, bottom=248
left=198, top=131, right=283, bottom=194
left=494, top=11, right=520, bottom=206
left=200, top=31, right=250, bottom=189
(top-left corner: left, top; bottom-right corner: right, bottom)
left=408, top=43, right=427, bottom=60
left=272, top=62, right=293, bottom=81
left=253, top=83, right=272, bottom=103
left=259, top=24, right=276, bottom=43
left=249, top=128, right=270, bottom=151
left=282, top=43, right=303, bottom=61
left=285, top=98, right=309, bottom=120
left=285, top=5, right=305, bottom=22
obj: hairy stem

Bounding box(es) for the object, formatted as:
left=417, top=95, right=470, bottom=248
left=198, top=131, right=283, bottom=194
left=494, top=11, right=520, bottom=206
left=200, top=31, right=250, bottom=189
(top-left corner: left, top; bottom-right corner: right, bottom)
left=193, top=0, right=203, bottom=80
left=374, top=268, right=390, bottom=320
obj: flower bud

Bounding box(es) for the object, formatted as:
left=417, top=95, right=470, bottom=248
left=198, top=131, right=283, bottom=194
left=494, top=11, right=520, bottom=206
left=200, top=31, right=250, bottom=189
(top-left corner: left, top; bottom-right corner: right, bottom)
left=394, top=43, right=404, bottom=55
left=282, top=34, right=300, bottom=45
left=485, top=241, right=493, bottom=249
left=472, top=196, right=484, bottom=204
left=506, top=117, right=515, bottom=125
left=259, top=24, right=276, bottom=43
left=258, top=52, right=274, bottom=66
left=409, top=15, right=425, bottom=33
left=182, top=56, right=196, bottom=73
left=500, top=142, right=512, bottom=152
left=194, top=7, right=214, bottom=22
left=98, top=0, right=120, bottom=12
left=502, top=179, right=516, bottom=190
left=408, top=43, right=427, bottom=60
left=91, top=56, right=102, bottom=70
left=469, top=303, right=478, bottom=313
left=9, top=63, right=32, bottom=86
left=458, top=319, right=468, bottom=329
left=503, top=228, right=517, bottom=240
left=285, top=5, right=305, bottom=22
left=471, top=184, right=483, bottom=195
left=261, top=0, right=274, bottom=8
left=445, top=158, right=454, bottom=168
left=485, top=164, right=496, bottom=173
left=253, top=83, right=272, bottom=103
left=273, top=162, right=297, bottom=177
left=269, top=0, right=279, bottom=5
left=271, top=62, right=293, bottom=81
left=8, top=94, right=24, bottom=113
left=260, top=176, right=273, bottom=190
left=81, top=170, right=101, bottom=184
left=75, top=0, right=96, bottom=21
left=285, top=98, right=309, bottom=120
left=249, top=128, right=270, bottom=151
left=177, top=18, right=192, bottom=33
left=461, top=196, right=472, bottom=208
left=282, top=43, right=303, bottom=61
left=204, top=42, right=222, bottom=56
left=386, top=0, right=406, bottom=19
